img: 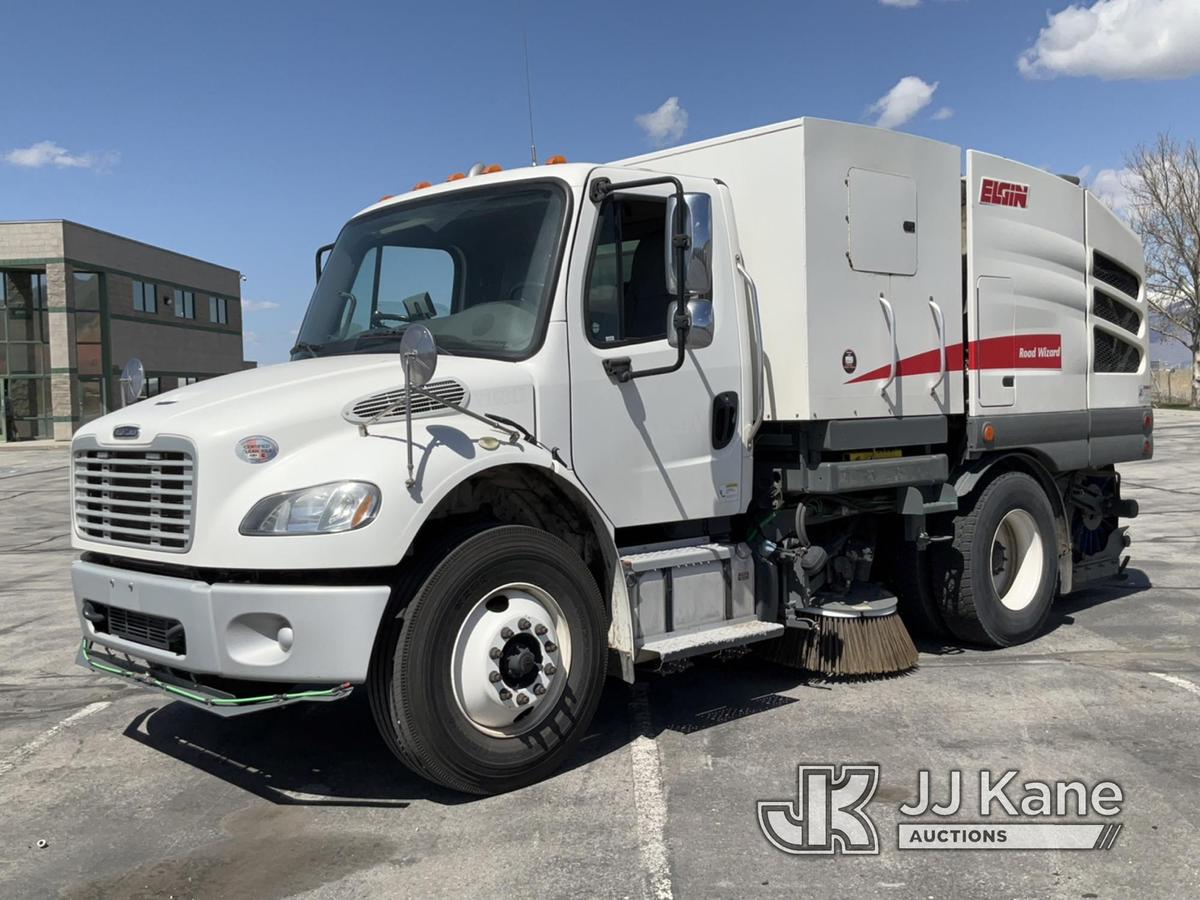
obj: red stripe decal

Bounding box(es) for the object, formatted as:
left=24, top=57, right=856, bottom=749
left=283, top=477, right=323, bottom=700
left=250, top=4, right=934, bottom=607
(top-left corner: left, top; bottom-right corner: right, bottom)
left=845, top=334, right=1062, bottom=385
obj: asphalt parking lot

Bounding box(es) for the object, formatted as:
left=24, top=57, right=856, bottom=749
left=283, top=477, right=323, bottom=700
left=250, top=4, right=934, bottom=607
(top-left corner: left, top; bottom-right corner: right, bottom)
left=1, top=413, right=1198, bottom=900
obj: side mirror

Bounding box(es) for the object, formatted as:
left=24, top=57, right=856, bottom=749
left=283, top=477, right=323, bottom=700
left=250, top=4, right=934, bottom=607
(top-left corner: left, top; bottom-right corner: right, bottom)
left=399, top=325, right=438, bottom=387
left=667, top=299, right=714, bottom=350
left=119, top=358, right=145, bottom=407
left=664, top=193, right=713, bottom=298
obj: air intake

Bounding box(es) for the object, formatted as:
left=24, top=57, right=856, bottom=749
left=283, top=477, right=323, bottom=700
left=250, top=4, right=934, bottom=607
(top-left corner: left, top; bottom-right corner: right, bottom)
left=1093, top=329, right=1141, bottom=374
left=343, top=378, right=468, bottom=424
left=1093, top=290, right=1141, bottom=335
left=1093, top=252, right=1140, bottom=300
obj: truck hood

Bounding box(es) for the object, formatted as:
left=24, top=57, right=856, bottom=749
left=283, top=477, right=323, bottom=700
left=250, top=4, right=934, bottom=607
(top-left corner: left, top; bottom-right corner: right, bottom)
left=76, top=354, right=537, bottom=451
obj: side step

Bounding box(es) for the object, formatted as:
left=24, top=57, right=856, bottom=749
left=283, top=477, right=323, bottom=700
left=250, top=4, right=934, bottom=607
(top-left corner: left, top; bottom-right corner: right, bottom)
left=638, top=620, right=784, bottom=663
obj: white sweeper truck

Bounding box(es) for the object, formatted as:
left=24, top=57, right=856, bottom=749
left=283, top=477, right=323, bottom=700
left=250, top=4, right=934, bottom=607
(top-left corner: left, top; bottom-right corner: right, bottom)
left=69, top=119, right=1150, bottom=793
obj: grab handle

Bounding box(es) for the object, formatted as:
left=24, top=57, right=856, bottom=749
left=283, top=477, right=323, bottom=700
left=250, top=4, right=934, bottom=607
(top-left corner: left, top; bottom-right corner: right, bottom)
left=928, top=297, right=946, bottom=398
left=878, top=293, right=897, bottom=396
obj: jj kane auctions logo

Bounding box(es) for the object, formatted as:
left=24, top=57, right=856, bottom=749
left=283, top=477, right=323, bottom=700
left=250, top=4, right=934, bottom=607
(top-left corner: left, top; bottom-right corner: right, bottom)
left=758, top=765, right=1124, bottom=854
left=979, top=177, right=1030, bottom=209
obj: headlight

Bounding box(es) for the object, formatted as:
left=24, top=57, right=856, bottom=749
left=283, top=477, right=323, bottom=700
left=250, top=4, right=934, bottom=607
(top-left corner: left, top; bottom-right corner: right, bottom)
left=240, top=481, right=381, bottom=535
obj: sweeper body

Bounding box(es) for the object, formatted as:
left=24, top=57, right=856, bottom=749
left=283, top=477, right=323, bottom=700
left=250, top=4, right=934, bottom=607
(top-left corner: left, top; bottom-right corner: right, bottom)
left=69, top=119, right=1150, bottom=793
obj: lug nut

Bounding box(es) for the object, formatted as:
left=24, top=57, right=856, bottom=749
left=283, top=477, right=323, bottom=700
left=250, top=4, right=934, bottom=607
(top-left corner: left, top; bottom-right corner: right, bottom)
left=532, top=684, right=546, bottom=696
left=518, top=618, right=531, bottom=631
left=543, top=663, right=557, bottom=676
left=544, top=642, right=557, bottom=654
left=501, top=627, right=514, bottom=639
left=498, top=688, right=512, bottom=701
left=515, top=692, right=530, bottom=706
left=489, top=647, right=502, bottom=659
left=535, top=624, right=548, bottom=636
left=489, top=671, right=502, bottom=683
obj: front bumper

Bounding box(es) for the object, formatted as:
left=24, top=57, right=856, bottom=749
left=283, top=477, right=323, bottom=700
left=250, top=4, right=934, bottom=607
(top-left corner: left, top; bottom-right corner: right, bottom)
left=71, top=560, right=391, bottom=684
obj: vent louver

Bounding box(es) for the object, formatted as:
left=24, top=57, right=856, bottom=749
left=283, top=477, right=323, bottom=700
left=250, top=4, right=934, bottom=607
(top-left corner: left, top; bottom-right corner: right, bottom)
left=343, top=378, right=468, bottom=424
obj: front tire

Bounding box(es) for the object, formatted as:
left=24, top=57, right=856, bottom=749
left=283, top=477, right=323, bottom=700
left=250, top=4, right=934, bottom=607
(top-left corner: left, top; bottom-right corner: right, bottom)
left=369, top=525, right=608, bottom=794
left=931, top=471, right=1058, bottom=647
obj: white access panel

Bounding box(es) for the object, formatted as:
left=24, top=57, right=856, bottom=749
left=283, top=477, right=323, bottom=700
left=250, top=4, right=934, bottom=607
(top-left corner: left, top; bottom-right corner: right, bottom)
left=965, top=151, right=1088, bottom=418
left=848, top=169, right=917, bottom=276
left=617, top=118, right=964, bottom=422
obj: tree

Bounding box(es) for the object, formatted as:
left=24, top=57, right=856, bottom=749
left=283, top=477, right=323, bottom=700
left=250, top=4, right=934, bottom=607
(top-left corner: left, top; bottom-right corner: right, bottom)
left=1124, top=135, right=1200, bottom=408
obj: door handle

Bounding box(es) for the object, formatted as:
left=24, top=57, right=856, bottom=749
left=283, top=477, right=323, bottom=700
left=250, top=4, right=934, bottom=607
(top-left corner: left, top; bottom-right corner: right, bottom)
left=878, top=293, right=897, bottom=396
left=1002, top=375, right=1014, bottom=388
left=712, top=391, right=739, bottom=450
left=928, top=297, right=946, bottom=398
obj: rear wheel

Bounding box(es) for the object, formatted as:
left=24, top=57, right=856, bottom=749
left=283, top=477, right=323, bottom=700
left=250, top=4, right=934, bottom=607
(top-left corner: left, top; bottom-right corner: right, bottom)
left=931, top=471, right=1058, bottom=647
left=369, top=525, right=608, bottom=794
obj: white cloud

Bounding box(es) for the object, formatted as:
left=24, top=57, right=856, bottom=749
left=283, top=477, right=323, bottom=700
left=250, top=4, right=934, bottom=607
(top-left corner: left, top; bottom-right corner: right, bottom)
left=1018, top=0, right=1200, bottom=80
left=242, top=299, right=281, bottom=312
left=4, top=140, right=118, bottom=171
left=243, top=330, right=260, bottom=345
left=1088, top=166, right=1141, bottom=217
left=635, top=97, right=689, bottom=147
left=931, top=106, right=955, bottom=121
left=880, top=0, right=921, bottom=6
left=869, top=76, right=939, bottom=129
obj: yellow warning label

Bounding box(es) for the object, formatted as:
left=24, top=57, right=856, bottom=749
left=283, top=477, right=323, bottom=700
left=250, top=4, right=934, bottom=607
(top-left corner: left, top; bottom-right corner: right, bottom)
left=848, top=448, right=903, bottom=461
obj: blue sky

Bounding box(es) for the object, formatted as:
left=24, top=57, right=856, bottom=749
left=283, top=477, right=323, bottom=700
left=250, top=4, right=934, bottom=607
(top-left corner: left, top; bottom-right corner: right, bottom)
left=4, top=0, right=1198, bottom=365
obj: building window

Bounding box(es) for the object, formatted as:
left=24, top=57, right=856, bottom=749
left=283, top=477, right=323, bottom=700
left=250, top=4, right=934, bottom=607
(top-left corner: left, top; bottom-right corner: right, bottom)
left=173, top=289, right=195, bottom=319
left=209, top=295, right=228, bottom=325
left=180, top=376, right=199, bottom=386
left=133, top=280, right=158, bottom=313
left=139, top=376, right=162, bottom=399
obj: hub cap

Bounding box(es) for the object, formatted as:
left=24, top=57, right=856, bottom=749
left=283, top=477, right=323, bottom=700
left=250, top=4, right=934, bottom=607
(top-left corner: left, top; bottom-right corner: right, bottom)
left=990, top=508, right=1044, bottom=611
left=450, top=583, right=571, bottom=737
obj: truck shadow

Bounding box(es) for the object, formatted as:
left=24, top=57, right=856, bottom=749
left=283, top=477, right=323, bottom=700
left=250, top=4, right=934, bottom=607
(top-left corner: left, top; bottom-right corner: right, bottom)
left=121, top=574, right=1148, bottom=806
left=913, top=567, right=1153, bottom=656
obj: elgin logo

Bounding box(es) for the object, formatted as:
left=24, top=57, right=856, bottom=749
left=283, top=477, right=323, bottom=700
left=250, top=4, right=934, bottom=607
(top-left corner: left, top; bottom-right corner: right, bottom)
left=980, top=177, right=1029, bottom=209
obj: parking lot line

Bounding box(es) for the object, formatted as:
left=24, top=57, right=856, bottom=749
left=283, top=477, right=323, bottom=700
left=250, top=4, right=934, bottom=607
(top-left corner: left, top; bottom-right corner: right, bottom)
left=630, top=683, right=674, bottom=900
left=1149, top=672, right=1200, bottom=698
left=0, top=701, right=111, bottom=778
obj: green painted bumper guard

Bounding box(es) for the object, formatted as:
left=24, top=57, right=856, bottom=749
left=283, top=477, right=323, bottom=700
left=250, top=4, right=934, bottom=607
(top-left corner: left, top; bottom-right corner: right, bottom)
left=78, top=639, right=353, bottom=716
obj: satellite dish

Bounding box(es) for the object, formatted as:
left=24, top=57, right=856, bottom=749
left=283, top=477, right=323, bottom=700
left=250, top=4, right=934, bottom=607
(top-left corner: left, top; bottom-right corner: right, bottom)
left=399, top=325, right=437, bottom=387
left=119, top=358, right=145, bottom=406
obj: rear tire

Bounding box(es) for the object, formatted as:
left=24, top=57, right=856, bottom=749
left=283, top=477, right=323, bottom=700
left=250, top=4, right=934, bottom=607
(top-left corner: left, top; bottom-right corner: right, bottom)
left=931, top=471, right=1058, bottom=647
left=369, top=525, right=608, bottom=794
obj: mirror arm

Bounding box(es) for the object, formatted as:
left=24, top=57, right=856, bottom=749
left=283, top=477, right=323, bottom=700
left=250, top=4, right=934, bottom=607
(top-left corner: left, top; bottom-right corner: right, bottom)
left=315, top=242, right=334, bottom=283
left=591, top=175, right=692, bottom=383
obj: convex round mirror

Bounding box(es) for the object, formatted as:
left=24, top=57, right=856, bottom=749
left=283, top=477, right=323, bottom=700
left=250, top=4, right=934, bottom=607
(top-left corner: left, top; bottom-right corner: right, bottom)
left=399, top=325, right=438, bottom=387
left=120, top=358, right=145, bottom=406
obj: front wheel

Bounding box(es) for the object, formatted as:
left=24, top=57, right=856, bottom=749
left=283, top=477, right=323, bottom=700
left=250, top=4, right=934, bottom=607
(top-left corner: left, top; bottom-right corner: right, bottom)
left=369, top=525, right=608, bottom=794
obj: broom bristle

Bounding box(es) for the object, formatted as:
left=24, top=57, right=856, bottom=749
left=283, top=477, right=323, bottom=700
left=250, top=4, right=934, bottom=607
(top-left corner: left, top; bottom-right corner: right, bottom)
left=758, top=611, right=918, bottom=679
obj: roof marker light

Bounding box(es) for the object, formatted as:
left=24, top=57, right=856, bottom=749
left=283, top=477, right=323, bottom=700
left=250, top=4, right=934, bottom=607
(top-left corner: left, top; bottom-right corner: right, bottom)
left=483, top=164, right=503, bottom=174
left=412, top=181, right=432, bottom=190
left=545, top=155, right=567, bottom=165
left=447, top=172, right=467, bottom=182
left=379, top=194, right=394, bottom=202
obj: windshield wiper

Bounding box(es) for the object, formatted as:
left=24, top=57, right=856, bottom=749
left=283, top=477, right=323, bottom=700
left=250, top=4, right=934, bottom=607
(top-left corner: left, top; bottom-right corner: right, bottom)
left=290, top=340, right=324, bottom=358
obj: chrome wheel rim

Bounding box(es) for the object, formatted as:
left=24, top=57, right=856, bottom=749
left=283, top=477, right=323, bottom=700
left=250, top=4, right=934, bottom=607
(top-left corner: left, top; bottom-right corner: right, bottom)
left=450, top=582, right=571, bottom=737
left=990, top=508, right=1043, bottom=611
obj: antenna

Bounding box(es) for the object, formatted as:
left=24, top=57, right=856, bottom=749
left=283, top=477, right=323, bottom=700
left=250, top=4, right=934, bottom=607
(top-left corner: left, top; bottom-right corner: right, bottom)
left=523, top=31, right=538, bottom=166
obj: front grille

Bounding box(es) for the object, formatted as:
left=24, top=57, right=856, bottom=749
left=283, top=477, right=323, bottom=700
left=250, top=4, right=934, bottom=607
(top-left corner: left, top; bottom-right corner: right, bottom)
left=1094, top=329, right=1142, bottom=374
left=92, top=602, right=185, bottom=653
left=344, top=378, right=468, bottom=424
left=1093, top=290, right=1141, bottom=335
left=1093, top=252, right=1140, bottom=300
left=74, top=445, right=195, bottom=552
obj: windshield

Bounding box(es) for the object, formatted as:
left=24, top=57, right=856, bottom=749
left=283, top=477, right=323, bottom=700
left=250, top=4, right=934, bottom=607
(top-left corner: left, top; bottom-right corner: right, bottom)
left=294, top=181, right=568, bottom=360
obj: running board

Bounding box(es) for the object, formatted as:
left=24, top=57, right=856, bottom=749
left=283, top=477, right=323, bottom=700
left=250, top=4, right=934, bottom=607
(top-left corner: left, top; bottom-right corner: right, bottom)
left=637, top=620, right=784, bottom=664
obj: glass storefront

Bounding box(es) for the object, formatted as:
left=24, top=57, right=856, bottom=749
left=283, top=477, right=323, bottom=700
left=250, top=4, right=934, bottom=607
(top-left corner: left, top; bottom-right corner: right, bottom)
left=72, top=272, right=107, bottom=427
left=1, top=269, right=52, bottom=440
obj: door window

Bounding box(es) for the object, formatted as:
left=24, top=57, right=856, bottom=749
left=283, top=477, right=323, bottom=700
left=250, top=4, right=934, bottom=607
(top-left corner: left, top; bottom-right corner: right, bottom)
left=585, top=198, right=670, bottom=346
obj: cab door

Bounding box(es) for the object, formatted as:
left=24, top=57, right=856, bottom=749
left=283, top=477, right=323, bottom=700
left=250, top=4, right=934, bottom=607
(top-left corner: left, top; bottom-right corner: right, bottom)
left=566, top=169, right=747, bottom=527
